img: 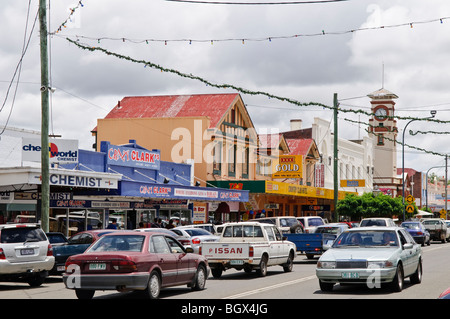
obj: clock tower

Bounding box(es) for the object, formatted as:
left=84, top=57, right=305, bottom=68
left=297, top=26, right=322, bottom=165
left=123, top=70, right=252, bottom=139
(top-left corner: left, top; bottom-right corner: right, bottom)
left=368, top=88, right=399, bottom=181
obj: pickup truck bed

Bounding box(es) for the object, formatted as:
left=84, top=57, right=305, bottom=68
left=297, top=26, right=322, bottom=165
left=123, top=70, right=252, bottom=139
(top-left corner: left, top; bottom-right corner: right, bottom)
left=285, top=233, right=336, bottom=259
left=201, top=222, right=296, bottom=278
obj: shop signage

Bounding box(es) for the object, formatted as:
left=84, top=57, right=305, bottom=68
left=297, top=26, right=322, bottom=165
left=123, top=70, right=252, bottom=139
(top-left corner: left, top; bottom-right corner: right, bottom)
left=120, top=181, right=248, bottom=202
left=22, top=138, right=78, bottom=164
left=301, top=205, right=331, bottom=211
left=28, top=172, right=118, bottom=189
left=340, top=179, right=366, bottom=187
left=102, top=142, right=160, bottom=170
left=272, top=155, right=303, bottom=179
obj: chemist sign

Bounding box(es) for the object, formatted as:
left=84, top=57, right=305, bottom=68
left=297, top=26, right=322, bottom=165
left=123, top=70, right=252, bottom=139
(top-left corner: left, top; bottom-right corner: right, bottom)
left=22, top=138, right=78, bottom=164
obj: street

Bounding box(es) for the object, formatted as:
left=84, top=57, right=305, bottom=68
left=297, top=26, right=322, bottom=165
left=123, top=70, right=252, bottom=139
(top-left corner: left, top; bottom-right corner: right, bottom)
left=1, top=240, right=449, bottom=300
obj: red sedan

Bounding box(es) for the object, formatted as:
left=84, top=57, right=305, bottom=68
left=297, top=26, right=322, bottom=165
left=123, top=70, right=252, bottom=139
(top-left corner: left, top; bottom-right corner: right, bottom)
left=63, top=231, right=209, bottom=299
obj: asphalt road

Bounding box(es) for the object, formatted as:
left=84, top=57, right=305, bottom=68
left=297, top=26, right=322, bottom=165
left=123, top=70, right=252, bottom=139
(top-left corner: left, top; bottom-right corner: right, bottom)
left=1, top=240, right=449, bottom=300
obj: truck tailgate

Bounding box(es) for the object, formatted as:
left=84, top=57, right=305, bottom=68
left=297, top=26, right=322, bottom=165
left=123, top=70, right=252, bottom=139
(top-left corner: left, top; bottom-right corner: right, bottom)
left=202, top=242, right=249, bottom=260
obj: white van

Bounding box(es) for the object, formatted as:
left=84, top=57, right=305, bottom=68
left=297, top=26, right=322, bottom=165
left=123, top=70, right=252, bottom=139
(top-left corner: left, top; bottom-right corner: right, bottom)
left=297, top=216, right=325, bottom=233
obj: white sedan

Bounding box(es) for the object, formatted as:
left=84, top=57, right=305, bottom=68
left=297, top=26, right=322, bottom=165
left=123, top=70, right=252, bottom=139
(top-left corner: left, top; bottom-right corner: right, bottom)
left=316, top=226, right=422, bottom=293
left=170, top=227, right=220, bottom=254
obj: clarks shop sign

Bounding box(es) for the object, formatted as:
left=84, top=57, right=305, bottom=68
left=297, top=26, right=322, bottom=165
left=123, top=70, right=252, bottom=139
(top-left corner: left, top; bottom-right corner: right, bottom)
left=101, top=142, right=160, bottom=170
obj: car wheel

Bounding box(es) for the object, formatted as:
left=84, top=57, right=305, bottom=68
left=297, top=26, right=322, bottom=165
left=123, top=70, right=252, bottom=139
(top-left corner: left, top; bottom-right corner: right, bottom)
left=283, top=252, right=294, bottom=272
left=191, top=265, right=207, bottom=291
left=319, top=280, right=334, bottom=292
left=75, top=289, right=95, bottom=300
left=146, top=271, right=161, bottom=299
left=257, top=256, right=268, bottom=277
left=410, top=259, right=422, bottom=285
left=27, top=273, right=45, bottom=287
left=211, top=267, right=223, bottom=279
left=390, top=264, right=404, bottom=292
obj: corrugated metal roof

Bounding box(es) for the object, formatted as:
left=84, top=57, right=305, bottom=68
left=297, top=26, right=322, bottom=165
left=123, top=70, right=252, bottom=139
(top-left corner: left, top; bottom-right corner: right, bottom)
left=285, top=138, right=314, bottom=156
left=103, top=93, right=240, bottom=129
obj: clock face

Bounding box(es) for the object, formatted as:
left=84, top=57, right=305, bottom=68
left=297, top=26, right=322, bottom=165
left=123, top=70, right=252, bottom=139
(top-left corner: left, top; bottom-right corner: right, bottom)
left=375, top=108, right=387, bottom=119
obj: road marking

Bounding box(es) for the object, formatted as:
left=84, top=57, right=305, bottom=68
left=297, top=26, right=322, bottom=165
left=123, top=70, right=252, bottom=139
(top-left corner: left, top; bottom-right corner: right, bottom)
left=222, top=274, right=317, bottom=299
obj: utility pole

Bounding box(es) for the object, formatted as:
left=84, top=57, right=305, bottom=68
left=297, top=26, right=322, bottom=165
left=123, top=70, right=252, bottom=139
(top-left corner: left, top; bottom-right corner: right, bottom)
left=39, top=0, right=50, bottom=232
left=333, top=93, right=338, bottom=222
left=446, top=155, right=448, bottom=220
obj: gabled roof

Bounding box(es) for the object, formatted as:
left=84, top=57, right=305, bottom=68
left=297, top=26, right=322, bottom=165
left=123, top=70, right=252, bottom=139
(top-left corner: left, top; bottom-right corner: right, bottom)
left=100, top=93, right=242, bottom=129
left=285, top=138, right=316, bottom=156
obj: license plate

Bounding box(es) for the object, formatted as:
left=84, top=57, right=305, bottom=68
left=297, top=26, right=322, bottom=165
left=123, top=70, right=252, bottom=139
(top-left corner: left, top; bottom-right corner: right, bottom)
left=341, top=272, right=359, bottom=279
left=230, top=260, right=244, bottom=265
left=57, top=265, right=66, bottom=272
left=89, top=263, right=106, bottom=270
left=20, top=248, right=34, bottom=255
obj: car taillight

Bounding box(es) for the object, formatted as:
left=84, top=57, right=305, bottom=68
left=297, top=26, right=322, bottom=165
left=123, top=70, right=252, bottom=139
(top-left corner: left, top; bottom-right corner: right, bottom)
left=191, top=238, right=201, bottom=245
left=0, top=248, right=5, bottom=260
left=249, top=246, right=254, bottom=258
left=47, top=244, right=53, bottom=256
left=417, top=231, right=423, bottom=235
left=111, top=260, right=137, bottom=273
left=179, top=239, right=190, bottom=246
left=65, top=258, right=82, bottom=272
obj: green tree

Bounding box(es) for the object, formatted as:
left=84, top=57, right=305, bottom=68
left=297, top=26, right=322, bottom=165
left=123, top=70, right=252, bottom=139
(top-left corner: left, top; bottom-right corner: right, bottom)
left=336, top=192, right=406, bottom=221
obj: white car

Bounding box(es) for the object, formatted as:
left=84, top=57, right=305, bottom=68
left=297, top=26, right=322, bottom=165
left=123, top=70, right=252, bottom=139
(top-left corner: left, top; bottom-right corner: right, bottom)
left=0, top=224, right=55, bottom=286
left=297, top=216, right=325, bottom=233
left=359, top=218, right=396, bottom=227
left=170, top=227, right=219, bottom=253
left=316, top=226, right=422, bottom=292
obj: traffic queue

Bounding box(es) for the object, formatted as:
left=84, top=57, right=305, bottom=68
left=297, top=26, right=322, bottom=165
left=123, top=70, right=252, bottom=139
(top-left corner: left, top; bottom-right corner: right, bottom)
left=3, top=215, right=448, bottom=299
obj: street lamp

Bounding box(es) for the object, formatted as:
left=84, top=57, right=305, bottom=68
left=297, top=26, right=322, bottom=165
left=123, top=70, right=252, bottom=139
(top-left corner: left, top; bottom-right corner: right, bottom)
left=402, top=110, right=436, bottom=221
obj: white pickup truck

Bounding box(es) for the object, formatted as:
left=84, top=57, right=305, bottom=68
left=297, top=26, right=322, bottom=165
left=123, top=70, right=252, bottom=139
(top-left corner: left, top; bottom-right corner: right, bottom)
left=200, top=221, right=296, bottom=278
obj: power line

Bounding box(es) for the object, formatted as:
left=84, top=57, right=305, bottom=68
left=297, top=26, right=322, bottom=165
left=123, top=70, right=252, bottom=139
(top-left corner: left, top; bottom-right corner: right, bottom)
left=164, top=0, right=347, bottom=4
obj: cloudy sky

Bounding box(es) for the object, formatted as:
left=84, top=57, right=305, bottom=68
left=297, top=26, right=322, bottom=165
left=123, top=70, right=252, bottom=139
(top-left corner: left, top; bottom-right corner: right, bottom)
left=1, top=0, right=450, bottom=177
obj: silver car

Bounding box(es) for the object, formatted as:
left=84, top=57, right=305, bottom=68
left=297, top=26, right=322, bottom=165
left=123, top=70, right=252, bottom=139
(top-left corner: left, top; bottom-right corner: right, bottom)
left=316, top=226, right=422, bottom=292
left=0, top=224, right=55, bottom=286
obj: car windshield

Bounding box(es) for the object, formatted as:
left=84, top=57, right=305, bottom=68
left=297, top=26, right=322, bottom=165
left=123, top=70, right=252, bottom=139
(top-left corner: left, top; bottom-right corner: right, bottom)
left=1, top=227, right=46, bottom=243
left=308, top=218, right=324, bottom=226
left=401, top=222, right=420, bottom=230
left=89, top=235, right=145, bottom=252
left=315, top=226, right=341, bottom=234
left=360, top=219, right=387, bottom=227
left=280, top=218, right=298, bottom=227
left=332, top=230, right=399, bottom=248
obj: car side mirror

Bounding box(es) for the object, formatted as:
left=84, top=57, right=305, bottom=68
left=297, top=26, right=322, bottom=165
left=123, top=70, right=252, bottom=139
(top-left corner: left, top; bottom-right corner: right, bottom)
left=403, top=243, right=413, bottom=250
left=282, top=236, right=287, bottom=241
left=185, top=247, right=194, bottom=253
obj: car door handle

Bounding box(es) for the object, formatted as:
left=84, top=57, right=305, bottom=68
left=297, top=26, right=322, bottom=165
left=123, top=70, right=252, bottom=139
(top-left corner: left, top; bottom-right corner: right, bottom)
left=160, top=258, right=164, bottom=263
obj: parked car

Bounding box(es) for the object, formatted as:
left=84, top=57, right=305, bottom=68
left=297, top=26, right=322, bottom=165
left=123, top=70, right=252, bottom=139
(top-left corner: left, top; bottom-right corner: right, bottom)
left=316, top=226, right=422, bottom=292
left=297, top=216, right=325, bottom=233
left=0, top=224, right=54, bottom=286
left=46, top=232, right=69, bottom=246
left=445, top=220, right=450, bottom=242
left=359, top=218, right=396, bottom=227
left=401, top=221, right=430, bottom=246
left=63, top=231, right=209, bottom=299
left=254, top=216, right=304, bottom=234
left=170, top=227, right=219, bottom=253
left=51, top=229, right=124, bottom=275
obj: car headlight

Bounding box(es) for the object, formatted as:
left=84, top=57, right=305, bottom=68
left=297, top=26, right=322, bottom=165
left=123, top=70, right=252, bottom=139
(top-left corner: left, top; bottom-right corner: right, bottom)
left=317, top=261, right=336, bottom=269
left=367, top=261, right=394, bottom=268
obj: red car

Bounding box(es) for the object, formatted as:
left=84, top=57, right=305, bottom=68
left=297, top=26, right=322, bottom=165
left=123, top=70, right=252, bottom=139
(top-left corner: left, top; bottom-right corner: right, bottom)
left=63, top=231, right=209, bottom=299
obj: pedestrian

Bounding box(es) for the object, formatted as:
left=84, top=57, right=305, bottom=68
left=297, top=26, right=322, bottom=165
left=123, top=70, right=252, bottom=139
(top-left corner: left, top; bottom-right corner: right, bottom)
left=151, top=218, right=160, bottom=228
left=107, top=219, right=118, bottom=229
left=166, top=219, right=175, bottom=229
